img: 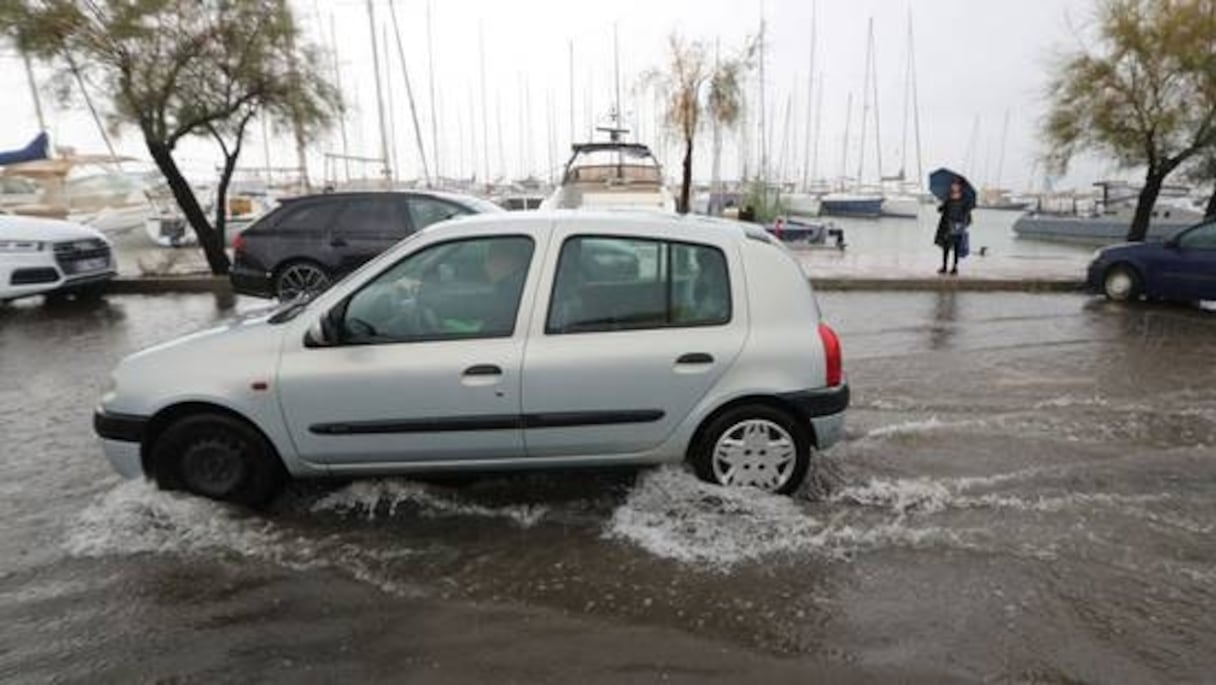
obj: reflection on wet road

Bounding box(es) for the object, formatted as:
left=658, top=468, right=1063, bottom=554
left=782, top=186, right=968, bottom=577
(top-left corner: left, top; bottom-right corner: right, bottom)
left=2, top=292, right=1214, bottom=682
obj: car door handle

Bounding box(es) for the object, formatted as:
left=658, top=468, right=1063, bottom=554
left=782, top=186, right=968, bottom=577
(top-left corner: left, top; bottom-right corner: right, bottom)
left=463, top=364, right=503, bottom=376
left=676, top=353, right=714, bottom=365
left=330, top=237, right=348, bottom=247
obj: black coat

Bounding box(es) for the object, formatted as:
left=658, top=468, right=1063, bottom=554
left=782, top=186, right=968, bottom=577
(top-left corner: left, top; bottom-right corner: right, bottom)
left=935, top=197, right=975, bottom=247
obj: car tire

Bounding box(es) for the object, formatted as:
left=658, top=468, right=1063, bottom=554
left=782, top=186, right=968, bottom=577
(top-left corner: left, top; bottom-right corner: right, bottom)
left=1103, top=264, right=1143, bottom=302
left=274, top=260, right=331, bottom=300
left=691, top=404, right=811, bottom=495
left=150, top=412, right=286, bottom=507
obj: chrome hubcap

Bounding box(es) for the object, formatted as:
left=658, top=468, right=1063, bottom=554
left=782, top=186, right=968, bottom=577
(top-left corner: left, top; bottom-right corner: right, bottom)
left=277, top=264, right=329, bottom=300
left=1105, top=271, right=1132, bottom=299
left=180, top=437, right=245, bottom=497
left=712, top=419, right=797, bottom=491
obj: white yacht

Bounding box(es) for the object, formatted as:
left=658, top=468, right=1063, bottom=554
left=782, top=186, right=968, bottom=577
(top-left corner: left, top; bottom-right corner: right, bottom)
left=541, top=132, right=676, bottom=213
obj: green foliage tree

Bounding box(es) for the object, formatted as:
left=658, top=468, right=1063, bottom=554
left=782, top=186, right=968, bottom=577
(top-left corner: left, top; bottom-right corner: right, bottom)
left=1, top=0, right=340, bottom=274
left=644, top=33, right=755, bottom=214
left=1044, top=0, right=1216, bottom=241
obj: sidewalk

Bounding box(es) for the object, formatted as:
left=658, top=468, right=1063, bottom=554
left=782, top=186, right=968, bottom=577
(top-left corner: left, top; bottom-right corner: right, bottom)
left=107, top=244, right=1087, bottom=295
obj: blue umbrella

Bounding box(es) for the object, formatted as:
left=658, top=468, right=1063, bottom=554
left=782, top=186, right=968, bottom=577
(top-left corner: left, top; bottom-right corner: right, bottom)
left=929, top=168, right=976, bottom=206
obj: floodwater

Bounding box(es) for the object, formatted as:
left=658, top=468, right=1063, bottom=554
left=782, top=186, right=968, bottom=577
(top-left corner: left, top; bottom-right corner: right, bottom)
left=2, top=291, right=1214, bottom=682
left=795, top=208, right=1095, bottom=280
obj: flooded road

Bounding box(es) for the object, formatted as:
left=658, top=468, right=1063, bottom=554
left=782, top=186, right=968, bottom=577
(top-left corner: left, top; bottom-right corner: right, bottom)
left=2, top=291, right=1214, bottom=682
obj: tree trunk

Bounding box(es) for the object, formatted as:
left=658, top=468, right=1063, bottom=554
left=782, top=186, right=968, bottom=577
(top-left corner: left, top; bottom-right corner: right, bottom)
left=145, top=139, right=231, bottom=274
left=1126, top=168, right=1168, bottom=243
left=679, top=134, right=694, bottom=215
left=1205, top=186, right=1216, bottom=220
left=214, top=139, right=244, bottom=249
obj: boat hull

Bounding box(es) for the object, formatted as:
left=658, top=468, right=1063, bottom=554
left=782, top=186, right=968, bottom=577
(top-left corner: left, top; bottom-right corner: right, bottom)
left=1012, top=214, right=1194, bottom=245
left=820, top=195, right=883, bottom=218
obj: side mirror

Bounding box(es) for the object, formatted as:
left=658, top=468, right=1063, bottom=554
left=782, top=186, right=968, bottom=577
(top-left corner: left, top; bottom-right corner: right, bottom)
left=304, top=305, right=343, bottom=347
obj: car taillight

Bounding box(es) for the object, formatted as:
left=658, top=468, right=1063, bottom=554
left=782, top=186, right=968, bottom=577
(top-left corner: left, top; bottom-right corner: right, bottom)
left=232, top=233, right=245, bottom=254
left=818, top=322, right=843, bottom=387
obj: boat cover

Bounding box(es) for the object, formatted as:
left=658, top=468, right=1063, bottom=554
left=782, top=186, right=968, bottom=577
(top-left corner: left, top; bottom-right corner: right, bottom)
left=0, top=132, right=50, bottom=166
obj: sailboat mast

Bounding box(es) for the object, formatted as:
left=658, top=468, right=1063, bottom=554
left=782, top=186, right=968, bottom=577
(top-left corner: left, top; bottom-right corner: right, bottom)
left=365, top=0, right=392, bottom=185
left=22, top=52, right=46, bottom=132
left=870, top=19, right=883, bottom=183
left=840, top=91, right=852, bottom=188
left=856, top=19, right=872, bottom=184
left=757, top=16, right=768, bottom=184
left=995, top=109, right=1011, bottom=189
left=613, top=22, right=622, bottom=131
left=801, top=0, right=817, bottom=191
left=388, top=0, right=432, bottom=187
left=329, top=13, right=351, bottom=183
left=812, top=72, right=824, bottom=183
left=383, top=24, right=398, bottom=183
left=478, top=22, right=490, bottom=187
left=426, top=0, right=440, bottom=183
left=568, top=40, right=575, bottom=146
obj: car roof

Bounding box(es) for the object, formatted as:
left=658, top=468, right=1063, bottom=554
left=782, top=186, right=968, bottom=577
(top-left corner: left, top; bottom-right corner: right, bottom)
left=419, top=209, right=759, bottom=242
left=278, top=189, right=501, bottom=210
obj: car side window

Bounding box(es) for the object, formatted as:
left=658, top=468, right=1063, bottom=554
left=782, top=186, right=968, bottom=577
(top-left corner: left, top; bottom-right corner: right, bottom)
left=334, top=198, right=409, bottom=240
left=1178, top=222, right=1216, bottom=250
left=340, top=235, right=534, bottom=344
left=408, top=197, right=469, bottom=230
left=273, top=201, right=340, bottom=234
left=546, top=236, right=731, bottom=334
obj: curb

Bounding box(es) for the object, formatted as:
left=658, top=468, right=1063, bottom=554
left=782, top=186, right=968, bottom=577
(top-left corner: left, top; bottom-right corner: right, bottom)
left=810, top=278, right=1085, bottom=292
left=103, top=275, right=1086, bottom=295
left=104, top=276, right=232, bottom=295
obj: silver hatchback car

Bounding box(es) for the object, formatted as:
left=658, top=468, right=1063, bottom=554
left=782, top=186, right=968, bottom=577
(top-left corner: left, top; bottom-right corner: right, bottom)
left=94, top=211, right=848, bottom=505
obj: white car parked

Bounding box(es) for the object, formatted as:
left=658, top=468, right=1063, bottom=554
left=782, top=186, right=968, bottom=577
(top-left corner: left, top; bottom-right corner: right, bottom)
left=95, top=211, right=848, bottom=505
left=0, top=214, right=116, bottom=302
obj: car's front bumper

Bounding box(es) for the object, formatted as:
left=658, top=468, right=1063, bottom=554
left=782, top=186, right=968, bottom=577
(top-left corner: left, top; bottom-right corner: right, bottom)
left=94, top=409, right=148, bottom=479
left=779, top=384, right=850, bottom=450
left=1085, top=260, right=1106, bottom=292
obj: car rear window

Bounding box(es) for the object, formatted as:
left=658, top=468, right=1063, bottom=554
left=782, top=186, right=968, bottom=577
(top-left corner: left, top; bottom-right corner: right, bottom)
left=271, top=201, right=340, bottom=234
left=546, top=236, right=731, bottom=334
left=334, top=197, right=409, bottom=240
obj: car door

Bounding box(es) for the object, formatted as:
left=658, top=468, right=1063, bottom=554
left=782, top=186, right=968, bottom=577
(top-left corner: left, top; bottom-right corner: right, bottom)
left=328, top=196, right=412, bottom=276
left=276, top=232, right=542, bottom=466
left=521, top=221, right=747, bottom=458
left=1160, top=221, right=1216, bottom=300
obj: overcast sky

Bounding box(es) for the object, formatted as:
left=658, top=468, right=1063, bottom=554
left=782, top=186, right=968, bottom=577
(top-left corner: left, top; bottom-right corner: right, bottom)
left=0, top=0, right=1140, bottom=191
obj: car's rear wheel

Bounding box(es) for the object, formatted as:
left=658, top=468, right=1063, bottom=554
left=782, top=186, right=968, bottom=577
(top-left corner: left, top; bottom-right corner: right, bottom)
left=275, top=260, right=330, bottom=300
left=692, top=404, right=811, bottom=495
left=150, top=412, right=286, bottom=507
left=1103, top=264, right=1143, bottom=302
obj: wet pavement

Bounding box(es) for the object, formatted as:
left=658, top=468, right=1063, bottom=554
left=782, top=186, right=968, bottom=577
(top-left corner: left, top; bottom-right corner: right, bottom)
left=1, top=291, right=1214, bottom=682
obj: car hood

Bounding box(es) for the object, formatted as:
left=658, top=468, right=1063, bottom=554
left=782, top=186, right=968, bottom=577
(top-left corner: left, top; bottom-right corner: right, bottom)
left=0, top=214, right=109, bottom=243
left=123, top=307, right=282, bottom=368
left=1097, top=240, right=1167, bottom=260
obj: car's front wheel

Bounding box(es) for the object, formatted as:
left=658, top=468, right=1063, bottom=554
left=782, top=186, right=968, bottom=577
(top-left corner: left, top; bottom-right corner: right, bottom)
left=692, top=404, right=811, bottom=495
left=274, top=260, right=331, bottom=301
left=150, top=412, right=286, bottom=507
left=1103, top=264, right=1143, bottom=302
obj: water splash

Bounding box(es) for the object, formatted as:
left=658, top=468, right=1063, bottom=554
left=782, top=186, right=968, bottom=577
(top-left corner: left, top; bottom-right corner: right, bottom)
left=311, top=479, right=549, bottom=528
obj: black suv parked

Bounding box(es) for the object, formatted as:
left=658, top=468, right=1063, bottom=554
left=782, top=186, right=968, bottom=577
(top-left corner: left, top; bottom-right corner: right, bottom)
left=230, top=190, right=502, bottom=299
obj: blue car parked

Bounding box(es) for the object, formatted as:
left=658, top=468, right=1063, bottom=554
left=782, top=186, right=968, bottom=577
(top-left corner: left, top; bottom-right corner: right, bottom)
left=1088, top=219, right=1216, bottom=302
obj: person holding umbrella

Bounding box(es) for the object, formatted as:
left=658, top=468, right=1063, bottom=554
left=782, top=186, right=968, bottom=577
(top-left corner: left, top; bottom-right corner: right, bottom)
left=929, top=169, right=976, bottom=276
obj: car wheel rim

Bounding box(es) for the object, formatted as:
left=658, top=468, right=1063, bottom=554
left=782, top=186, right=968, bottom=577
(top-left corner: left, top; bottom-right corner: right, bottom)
left=180, top=436, right=246, bottom=497
left=278, top=264, right=329, bottom=300
left=711, top=419, right=797, bottom=492
left=1106, top=271, right=1132, bottom=299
